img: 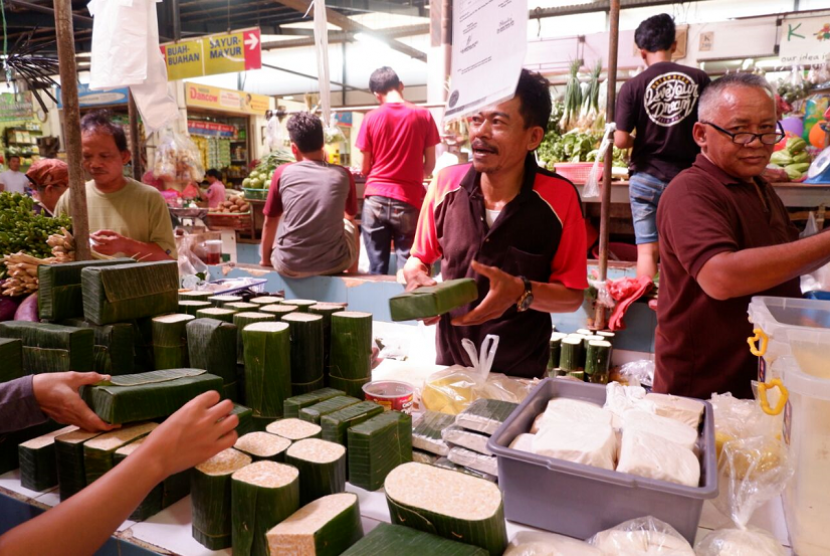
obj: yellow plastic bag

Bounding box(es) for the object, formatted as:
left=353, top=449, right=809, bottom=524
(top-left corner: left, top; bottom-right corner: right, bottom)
left=422, top=335, right=533, bottom=415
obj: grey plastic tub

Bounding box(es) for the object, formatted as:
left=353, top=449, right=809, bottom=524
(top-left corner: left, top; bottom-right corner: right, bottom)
left=487, top=378, right=718, bottom=543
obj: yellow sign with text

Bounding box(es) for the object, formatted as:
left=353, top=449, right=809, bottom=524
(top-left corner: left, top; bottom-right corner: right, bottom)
left=185, top=83, right=270, bottom=116
left=161, top=27, right=262, bottom=81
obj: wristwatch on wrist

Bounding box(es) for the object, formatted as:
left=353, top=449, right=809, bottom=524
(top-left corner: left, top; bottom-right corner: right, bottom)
left=516, top=275, right=534, bottom=312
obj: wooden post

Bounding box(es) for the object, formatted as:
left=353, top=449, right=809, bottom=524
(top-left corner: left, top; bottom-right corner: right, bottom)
left=53, top=0, right=90, bottom=261
left=593, top=0, right=620, bottom=331
left=128, top=92, right=142, bottom=180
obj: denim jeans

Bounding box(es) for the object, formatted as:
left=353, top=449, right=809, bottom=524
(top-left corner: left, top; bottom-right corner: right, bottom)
left=361, top=195, right=419, bottom=275
left=629, top=171, right=670, bottom=245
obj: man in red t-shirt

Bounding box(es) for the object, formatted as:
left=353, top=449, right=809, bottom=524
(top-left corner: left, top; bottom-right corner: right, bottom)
left=357, top=66, right=441, bottom=275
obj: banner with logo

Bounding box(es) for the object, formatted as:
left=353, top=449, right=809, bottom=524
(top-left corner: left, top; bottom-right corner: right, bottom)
left=0, top=92, right=33, bottom=122
left=780, top=16, right=830, bottom=65
left=185, top=83, right=270, bottom=116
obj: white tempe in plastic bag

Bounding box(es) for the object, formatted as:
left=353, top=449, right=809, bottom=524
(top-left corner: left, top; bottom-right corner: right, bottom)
left=695, top=527, right=786, bottom=556
left=622, top=410, right=699, bottom=453
left=589, top=516, right=695, bottom=555
left=533, top=421, right=617, bottom=471
left=504, top=530, right=601, bottom=556
left=616, top=428, right=700, bottom=487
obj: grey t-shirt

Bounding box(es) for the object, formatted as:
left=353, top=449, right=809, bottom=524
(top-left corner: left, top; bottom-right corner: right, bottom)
left=263, top=160, right=358, bottom=274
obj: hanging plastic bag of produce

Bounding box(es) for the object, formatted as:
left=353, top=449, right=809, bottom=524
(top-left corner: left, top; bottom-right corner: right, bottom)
left=697, top=392, right=792, bottom=555
left=588, top=516, right=695, bottom=555
left=422, top=335, right=533, bottom=415
left=153, top=129, right=205, bottom=184
left=504, top=530, right=601, bottom=556
left=583, top=122, right=615, bottom=199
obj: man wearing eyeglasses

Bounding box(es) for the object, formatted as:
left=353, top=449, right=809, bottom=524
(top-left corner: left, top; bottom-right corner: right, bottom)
left=654, top=73, right=822, bottom=399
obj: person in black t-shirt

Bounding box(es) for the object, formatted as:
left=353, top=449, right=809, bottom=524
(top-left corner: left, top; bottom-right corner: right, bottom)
left=614, top=14, right=710, bottom=279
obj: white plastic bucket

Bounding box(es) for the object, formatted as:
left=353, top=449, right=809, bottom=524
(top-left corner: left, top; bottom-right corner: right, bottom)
left=780, top=352, right=830, bottom=555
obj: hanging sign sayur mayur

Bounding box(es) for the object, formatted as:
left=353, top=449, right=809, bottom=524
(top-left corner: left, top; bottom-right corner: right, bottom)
left=160, top=27, right=262, bottom=81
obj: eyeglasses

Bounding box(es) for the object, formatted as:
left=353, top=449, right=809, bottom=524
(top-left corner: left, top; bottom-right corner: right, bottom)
left=700, top=121, right=785, bottom=146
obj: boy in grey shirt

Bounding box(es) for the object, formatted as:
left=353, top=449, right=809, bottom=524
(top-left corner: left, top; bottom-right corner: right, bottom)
left=260, top=112, right=359, bottom=277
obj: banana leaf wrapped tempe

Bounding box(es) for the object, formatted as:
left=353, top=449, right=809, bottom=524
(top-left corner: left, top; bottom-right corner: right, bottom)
left=81, top=261, right=179, bottom=325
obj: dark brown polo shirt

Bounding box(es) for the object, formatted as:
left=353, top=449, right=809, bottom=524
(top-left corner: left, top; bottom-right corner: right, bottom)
left=655, top=154, right=801, bottom=399
left=410, top=154, right=589, bottom=379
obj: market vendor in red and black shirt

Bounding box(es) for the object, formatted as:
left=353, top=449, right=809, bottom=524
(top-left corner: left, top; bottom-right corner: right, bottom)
left=404, top=70, right=588, bottom=379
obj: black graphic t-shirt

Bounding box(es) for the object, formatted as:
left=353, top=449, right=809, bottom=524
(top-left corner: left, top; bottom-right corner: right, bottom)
left=616, top=61, right=711, bottom=182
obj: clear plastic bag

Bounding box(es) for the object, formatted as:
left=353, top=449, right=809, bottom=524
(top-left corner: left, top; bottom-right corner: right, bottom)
left=618, top=359, right=655, bottom=388
left=603, top=382, right=655, bottom=426
left=695, top=527, right=786, bottom=556
left=153, top=129, right=205, bottom=183
left=422, top=335, right=533, bottom=414
left=447, top=445, right=498, bottom=477
left=588, top=516, right=695, bottom=555
left=583, top=122, right=616, bottom=199
left=702, top=392, right=792, bottom=554
left=505, top=530, right=601, bottom=555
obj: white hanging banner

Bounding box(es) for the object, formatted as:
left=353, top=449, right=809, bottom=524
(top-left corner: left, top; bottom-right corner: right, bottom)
left=444, top=0, right=528, bottom=120
left=779, top=16, right=830, bottom=65
left=314, top=0, right=332, bottom=126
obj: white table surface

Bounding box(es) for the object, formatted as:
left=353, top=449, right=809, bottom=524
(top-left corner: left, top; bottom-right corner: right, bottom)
left=1, top=468, right=791, bottom=555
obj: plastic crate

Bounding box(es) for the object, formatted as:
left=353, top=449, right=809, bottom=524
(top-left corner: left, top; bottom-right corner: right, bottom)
left=243, top=188, right=268, bottom=200
left=553, top=162, right=602, bottom=184
left=747, top=296, right=830, bottom=381
left=487, top=378, right=718, bottom=543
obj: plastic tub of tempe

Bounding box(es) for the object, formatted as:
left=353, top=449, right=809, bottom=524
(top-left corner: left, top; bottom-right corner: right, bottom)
left=487, top=378, right=718, bottom=544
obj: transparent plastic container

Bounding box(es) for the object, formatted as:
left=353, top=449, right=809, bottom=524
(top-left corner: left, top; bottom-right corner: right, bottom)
left=779, top=353, right=830, bottom=555
left=747, top=296, right=830, bottom=382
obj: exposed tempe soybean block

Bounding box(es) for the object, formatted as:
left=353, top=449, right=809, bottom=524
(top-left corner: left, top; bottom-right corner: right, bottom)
left=442, top=425, right=493, bottom=456
left=645, top=393, right=706, bottom=429
left=38, top=258, right=133, bottom=321
left=186, top=318, right=237, bottom=385
left=226, top=302, right=260, bottom=312
left=178, top=300, right=212, bottom=316
left=0, top=321, right=94, bottom=374
left=267, top=419, right=322, bottom=441
left=195, top=307, right=237, bottom=323
left=413, top=450, right=438, bottom=465
left=232, top=404, right=254, bottom=436
left=285, top=439, right=346, bottom=505
left=412, top=411, right=455, bottom=456
left=232, top=461, right=300, bottom=556
left=152, top=314, right=195, bottom=371
left=279, top=299, right=317, bottom=312
left=115, top=437, right=191, bottom=513
left=19, top=425, right=77, bottom=492
left=84, top=422, right=158, bottom=484
left=532, top=421, right=617, bottom=471
left=448, top=446, right=498, bottom=477
left=81, top=369, right=223, bottom=424
left=266, top=493, right=363, bottom=556
left=209, top=294, right=243, bottom=307
left=0, top=338, right=23, bottom=382
left=234, top=432, right=291, bottom=462
left=508, top=433, right=535, bottom=453
left=455, top=399, right=518, bottom=436
left=347, top=411, right=412, bottom=491
left=0, top=421, right=62, bottom=476
left=388, top=278, right=478, bottom=322
left=299, top=395, right=360, bottom=424
left=321, top=401, right=384, bottom=446
left=616, top=429, right=700, bottom=487
left=81, top=261, right=179, bottom=325
left=243, top=322, right=292, bottom=420
left=178, top=290, right=213, bottom=301
left=340, top=523, right=489, bottom=556
left=622, top=409, right=699, bottom=453
left=56, top=428, right=102, bottom=500
left=385, top=463, right=507, bottom=555
left=259, top=304, right=296, bottom=320
left=249, top=296, right=283, bottom=306
left=192, top=448, right=252, bottom=550
left=59, top=319, right=135, bottom=376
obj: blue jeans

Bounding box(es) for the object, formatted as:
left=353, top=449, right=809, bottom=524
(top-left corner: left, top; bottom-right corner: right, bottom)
left=629, top=172, right=670, bottom=245
left=361, top=195, right=419, bottom=275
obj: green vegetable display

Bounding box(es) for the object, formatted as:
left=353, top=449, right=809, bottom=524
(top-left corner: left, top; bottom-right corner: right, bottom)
left=0, top=193, right=72, bottom=279
left=774, top=136, right=813, bottom=181
left=245, top=151, right=295, bottom=191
